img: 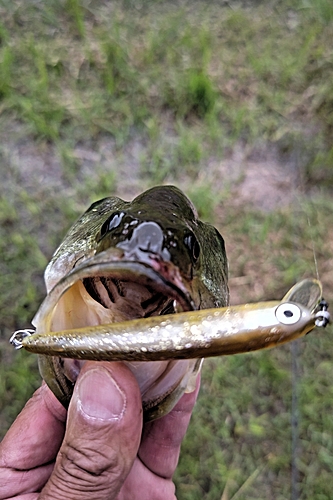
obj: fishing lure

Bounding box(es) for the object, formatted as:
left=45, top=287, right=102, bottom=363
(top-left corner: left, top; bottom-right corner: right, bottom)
left=10, top=279, right=330, bottom=361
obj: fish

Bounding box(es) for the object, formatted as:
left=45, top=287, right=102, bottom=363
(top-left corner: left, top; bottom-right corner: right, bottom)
left=10, top=186, right=330, bottom=421
left=12, top=185, right=229, bottom=421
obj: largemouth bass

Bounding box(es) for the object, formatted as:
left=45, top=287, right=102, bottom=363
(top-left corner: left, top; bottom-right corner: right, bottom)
left=13, top=186, right=229, bottom=421
left=10, top=186, right=330, bottom=421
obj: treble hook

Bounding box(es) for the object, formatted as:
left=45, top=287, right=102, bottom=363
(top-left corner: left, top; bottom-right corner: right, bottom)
left=9, top=329, right=35, bottom=350
left=315, top=299, right=330, bottom=328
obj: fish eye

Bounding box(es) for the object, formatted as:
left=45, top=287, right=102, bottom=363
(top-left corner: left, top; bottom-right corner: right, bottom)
left=275, top=303, right=302, bottom=325
left=184, top=233, right=200, bottom=262
left=99, top=219, right=110, bottom=239
left=99, top=212, right=124, bottom=239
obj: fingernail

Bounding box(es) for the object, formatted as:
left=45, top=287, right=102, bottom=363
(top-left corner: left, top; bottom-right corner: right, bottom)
left=76, top=368, right=126, bottom=421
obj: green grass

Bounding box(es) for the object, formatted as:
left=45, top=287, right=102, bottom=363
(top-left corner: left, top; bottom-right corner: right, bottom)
left=0, top=0, right=333, bottom=498
left=0, top=0, right=332, bottom=168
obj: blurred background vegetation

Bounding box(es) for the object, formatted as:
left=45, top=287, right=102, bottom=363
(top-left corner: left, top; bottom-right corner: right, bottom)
left=0, top=0, right=332, bottom=498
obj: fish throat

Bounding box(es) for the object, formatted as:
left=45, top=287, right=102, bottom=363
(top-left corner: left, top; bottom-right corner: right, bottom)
left=81, top=275, right=177, bottom=319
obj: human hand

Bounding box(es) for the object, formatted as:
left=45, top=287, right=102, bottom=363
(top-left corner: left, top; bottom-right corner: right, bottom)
left=0, top=361, right=199, bottom=499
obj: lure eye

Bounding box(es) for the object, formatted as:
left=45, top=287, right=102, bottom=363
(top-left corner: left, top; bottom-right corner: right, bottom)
left=184, top=233, right=200, bottom=262
left=275, top=303, right=302, bottom=325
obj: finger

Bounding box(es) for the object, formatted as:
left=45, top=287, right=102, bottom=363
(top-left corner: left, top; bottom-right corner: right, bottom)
left=0, top=383, right=67, bottom=499
left=116, top=458, right=177, bottom=500
left=138, top=375, right=200, bottom=479
left=40, top=361, right=142, bottom=500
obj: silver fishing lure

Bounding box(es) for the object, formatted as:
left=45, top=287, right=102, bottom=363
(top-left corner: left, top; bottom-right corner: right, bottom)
left=10, top=279, right=330, bottom=360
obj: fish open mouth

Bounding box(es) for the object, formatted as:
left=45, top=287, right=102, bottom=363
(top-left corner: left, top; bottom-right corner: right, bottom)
left=33, top=248, right=199, bottom=419
left=80, top=259, right=195, bottom=322
left=34, top=248, right=196, bottom=331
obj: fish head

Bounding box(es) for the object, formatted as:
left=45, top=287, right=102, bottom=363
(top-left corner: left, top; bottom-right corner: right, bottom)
left=34, top=186, right=229, bottom=420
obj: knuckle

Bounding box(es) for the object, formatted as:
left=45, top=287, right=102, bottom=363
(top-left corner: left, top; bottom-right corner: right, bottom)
left=53, top=438, right=122, bottom=492
left=63, top=441, right=115, bottom=476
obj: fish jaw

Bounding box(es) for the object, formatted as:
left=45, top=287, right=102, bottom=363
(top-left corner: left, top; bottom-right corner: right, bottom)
left=34, top=250, right=201, bottom=420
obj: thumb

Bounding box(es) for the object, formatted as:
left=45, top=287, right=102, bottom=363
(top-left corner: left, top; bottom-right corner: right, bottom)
left=40, top=362, right=142, bottom=500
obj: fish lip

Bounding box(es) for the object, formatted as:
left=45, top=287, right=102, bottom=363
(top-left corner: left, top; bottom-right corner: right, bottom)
left=33, top=249, right=196, bottom=328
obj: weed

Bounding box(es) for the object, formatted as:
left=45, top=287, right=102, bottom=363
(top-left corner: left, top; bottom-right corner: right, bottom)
left=64, top=0, right=86, bottom=38
left=0, top=45, right=12, bottom=99
left=301, top=0, right=333, bottom=23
